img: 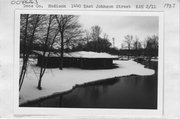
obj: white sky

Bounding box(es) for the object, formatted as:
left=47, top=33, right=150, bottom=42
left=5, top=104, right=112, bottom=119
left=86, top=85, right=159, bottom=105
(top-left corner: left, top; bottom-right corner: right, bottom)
left=79, top=15, right=159, bottom=48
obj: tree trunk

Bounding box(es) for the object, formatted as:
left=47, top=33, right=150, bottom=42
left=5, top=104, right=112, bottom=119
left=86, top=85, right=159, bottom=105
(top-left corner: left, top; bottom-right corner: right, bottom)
left=37, top=15, right=52, bottom=90
left=19, top=15, right=40, bottom=91
left=19, top=14, right=29, bottom=91
left=59, top=33, right=64, bottom=70
left=128, top=44, right=130, bottom=60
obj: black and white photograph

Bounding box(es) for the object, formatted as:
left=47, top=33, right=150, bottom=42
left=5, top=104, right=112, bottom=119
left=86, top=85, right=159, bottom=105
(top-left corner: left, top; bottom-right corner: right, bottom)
left=1, top=0, right=180, bottom=118
left=17, top=12, right=162, bottom=110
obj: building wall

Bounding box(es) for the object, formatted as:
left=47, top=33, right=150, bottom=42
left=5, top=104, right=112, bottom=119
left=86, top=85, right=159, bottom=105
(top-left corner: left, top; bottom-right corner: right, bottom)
left=37, top=55, right=113, bottom=69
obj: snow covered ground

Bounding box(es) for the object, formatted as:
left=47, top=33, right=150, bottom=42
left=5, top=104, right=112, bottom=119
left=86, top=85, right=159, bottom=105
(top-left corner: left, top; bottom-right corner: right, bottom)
left=19, top=59, right=155, bottom=104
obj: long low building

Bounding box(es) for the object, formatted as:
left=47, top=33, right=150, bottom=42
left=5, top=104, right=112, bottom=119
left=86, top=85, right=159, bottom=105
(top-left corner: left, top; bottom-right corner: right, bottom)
left=32, top=50, right=118, bottom=69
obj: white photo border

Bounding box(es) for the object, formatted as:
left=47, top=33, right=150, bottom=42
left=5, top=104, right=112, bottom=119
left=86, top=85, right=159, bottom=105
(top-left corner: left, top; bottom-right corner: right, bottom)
left=13, top=10, right=164, bottom=117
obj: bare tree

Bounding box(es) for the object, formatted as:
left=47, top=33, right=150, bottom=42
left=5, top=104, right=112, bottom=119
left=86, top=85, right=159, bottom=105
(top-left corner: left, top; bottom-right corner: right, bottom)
left=124, top=35, right=133, bottom=50
left=133, top=36, right=142, bottom=57
left=55, top=15, right=82, bottom=70
left=35, top=15, right=60, bottom=90
left=90, top=25, right=102, bottom=41
left=103, top=33, right=109, bottom=40
left=19, top=14, right=29, bottom=91
left=145, top=35, right=158, bottom=60
left=19, top=14, right=40, bottom=91
left=37, top=15, right=53, bottom=90
left=124, top=35, right=133, bottom=59
left=121, top=43, right=125, bottom=49
left=133, top=36, right=140, bottom=49
left=142, top=40, right=147, bottom=49
left=84, top=30, right=91, bottom=43
left=64, top=26, right=83, bottom=50
left=147, top=35, right=158, bottom=50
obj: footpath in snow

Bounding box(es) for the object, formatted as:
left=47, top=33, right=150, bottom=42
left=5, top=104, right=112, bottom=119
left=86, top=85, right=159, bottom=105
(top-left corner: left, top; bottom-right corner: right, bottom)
left=19, top=60, right=155, bottom=104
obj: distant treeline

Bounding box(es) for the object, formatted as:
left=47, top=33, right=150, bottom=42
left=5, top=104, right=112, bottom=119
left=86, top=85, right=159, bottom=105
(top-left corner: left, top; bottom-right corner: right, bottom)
left=118, top=49, right=158, bottom=57
left=21, top=42, right=158, bottom=58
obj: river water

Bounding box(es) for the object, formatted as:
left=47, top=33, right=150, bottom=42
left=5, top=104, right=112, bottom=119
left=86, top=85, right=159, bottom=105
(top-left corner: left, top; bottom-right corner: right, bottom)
left=21, top=61, right=157, bottom=109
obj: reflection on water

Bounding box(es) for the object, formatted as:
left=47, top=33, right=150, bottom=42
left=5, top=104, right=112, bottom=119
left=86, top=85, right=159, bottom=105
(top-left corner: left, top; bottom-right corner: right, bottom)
left=21, top=61, right=157, bottom=109
left=21, top=75, right=157, bottom=109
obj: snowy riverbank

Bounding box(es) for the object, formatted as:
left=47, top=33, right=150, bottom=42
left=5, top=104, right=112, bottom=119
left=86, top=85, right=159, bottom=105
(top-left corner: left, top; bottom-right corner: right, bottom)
left=19, top=60, right=155, bottom=104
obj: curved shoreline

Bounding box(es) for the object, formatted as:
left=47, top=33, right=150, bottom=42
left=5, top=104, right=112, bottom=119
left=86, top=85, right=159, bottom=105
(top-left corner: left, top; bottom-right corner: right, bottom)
left=20, top=73, right=154, bottom=106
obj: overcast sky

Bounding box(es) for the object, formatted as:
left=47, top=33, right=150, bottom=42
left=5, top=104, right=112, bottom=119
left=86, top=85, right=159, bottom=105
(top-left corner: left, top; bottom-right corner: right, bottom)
left=79, top=15, right=159, bottom=48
